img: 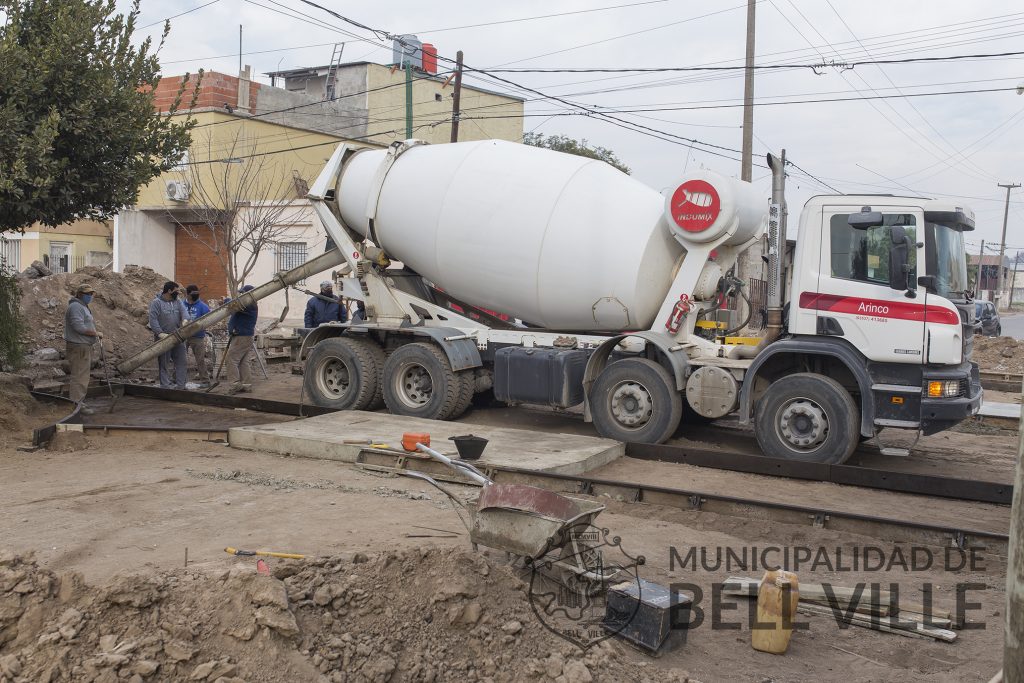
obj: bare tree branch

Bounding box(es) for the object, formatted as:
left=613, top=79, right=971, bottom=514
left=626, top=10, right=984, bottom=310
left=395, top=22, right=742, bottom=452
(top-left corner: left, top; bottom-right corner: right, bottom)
left=163, top=126, right=306, bottom=297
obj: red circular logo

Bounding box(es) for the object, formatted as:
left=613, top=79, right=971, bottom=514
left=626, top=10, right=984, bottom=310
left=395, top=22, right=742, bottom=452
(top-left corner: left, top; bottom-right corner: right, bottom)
left=670, top=179, right=721, bottom=233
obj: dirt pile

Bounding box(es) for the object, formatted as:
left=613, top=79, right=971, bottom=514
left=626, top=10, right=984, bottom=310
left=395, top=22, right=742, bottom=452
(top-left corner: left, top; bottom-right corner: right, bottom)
left=972, top=335, right=1024, bottom=373
left=16, top=266, right=169, bottom=382
left=0, top=374, right=65, bottom=445
left=0, top=547, right=692, bottom=683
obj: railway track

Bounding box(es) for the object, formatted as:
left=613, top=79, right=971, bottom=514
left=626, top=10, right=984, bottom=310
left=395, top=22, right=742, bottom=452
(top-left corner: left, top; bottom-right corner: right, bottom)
left=29, top=382, right=1010, bottom=553
left=35, top=382, right=1015, bottom=504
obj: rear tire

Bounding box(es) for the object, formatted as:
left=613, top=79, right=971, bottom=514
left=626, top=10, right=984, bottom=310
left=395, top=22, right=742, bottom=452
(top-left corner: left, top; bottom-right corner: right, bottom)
left=382, top=342, right=462, bottom=420
left=345, top=336, right=386, bottom=410
left=303, top=337, right=381, bottom=410
left=589, top=358, right=682, bottom=444
left=448, top=371, right=475, bottom=419
left=753, top=373, right=859, bottom=464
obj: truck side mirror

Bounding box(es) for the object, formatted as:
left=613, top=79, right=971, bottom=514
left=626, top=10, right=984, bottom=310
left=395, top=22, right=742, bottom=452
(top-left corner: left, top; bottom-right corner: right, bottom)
left=888, top=226, right=912, bottom=293
left=849, top=210, right=884, bottom=229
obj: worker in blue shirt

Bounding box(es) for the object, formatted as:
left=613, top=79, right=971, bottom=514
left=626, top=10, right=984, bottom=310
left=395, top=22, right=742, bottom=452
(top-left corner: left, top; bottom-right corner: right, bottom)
left=184, top=284, right=212, bottom=386
left=304, top=280, right=348, bottom=328
left=223, top=284, right=258, bottom=395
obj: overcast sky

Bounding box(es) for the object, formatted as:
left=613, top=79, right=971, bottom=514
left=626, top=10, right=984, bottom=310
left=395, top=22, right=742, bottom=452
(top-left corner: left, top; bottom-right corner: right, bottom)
left=129, top=0, right=1024, bottom=251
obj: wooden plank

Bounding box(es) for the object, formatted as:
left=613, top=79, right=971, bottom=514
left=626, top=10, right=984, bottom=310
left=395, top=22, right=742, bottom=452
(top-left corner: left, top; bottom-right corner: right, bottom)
left=724, top=577, right=952, bottom=626
left=797, top=602, right=957, bottom=642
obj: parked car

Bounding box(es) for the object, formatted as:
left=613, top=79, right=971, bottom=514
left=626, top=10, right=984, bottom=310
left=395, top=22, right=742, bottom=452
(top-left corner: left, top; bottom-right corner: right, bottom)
left=975, top=300, right=1001, bottom=336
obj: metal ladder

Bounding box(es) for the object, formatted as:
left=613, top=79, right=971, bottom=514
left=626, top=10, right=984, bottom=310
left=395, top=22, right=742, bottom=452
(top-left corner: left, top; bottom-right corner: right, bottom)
left=323, top=43, right=345, bottom=100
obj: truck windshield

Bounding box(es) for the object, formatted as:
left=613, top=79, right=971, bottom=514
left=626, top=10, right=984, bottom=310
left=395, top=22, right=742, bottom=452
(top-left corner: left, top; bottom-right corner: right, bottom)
left=926, top=222, right=969, bottom=300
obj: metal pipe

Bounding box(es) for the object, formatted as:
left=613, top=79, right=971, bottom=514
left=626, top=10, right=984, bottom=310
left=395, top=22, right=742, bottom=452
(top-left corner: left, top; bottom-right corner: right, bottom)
left=416, top=443, right=492, bottom=486
left=116, top=248, right=345, bottom=375
left=752, top=149, right=788, bottom=355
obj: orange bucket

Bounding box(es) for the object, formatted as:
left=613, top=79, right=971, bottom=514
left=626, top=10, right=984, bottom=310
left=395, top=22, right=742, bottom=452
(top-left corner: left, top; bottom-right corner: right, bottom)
left=402, top=432, right=430, bottom=452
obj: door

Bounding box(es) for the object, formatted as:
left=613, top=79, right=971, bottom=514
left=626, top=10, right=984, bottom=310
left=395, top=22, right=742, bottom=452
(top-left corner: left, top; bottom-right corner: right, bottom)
left=49, top=242, right=71, bottom=274
left=804, top=207, right=925, bottom=364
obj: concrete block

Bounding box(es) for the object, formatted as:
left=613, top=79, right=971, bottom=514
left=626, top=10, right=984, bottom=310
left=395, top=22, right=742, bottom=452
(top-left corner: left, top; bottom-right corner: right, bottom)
left=228, top=411, right=622, bottom=475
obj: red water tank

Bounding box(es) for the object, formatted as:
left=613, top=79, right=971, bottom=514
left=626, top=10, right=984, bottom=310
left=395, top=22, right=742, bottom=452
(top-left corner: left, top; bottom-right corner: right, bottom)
left=421, top=43, right=437, bottom=73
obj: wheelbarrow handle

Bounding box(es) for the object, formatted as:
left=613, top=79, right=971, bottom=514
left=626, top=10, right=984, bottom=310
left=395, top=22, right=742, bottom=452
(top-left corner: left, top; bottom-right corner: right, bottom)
left=416, top=443, right=493, bottom=486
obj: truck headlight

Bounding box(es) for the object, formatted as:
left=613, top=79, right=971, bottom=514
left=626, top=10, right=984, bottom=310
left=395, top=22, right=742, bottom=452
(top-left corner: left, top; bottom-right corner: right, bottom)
left=926, top=380, right=960, bottom=398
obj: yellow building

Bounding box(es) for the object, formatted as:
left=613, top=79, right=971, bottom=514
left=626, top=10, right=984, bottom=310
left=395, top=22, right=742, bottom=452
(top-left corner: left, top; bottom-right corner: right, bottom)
left=266, top=61, right=525, bottom=145
left=1, top=220, right=113, bottom=274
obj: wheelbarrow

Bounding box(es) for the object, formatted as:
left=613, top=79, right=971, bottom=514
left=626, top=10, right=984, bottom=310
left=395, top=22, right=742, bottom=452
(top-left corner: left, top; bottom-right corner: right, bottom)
left=409, top=443, right=622, bottom=586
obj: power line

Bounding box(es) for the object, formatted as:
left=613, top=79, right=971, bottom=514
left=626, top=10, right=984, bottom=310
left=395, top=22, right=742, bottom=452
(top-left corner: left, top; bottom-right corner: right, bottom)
left=409, top=0, right=671, bottom=34
left=475, top=49, right=1024, bottom=73
left=137, top=0, right=221, bottom=30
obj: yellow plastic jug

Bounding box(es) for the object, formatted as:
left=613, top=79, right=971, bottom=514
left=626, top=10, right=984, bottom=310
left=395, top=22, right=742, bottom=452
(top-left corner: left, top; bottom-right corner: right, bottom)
left=752, top=569, right=800, bottom=654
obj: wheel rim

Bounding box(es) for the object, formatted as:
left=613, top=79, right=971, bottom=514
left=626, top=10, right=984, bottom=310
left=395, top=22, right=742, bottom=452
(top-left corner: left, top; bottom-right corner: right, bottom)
left=316, top=357, right=352, bottom=399
left=777, top=397, right=829, bottom=451
left=609, top=380, right=654, bottom=429
left=394, top=362, right=433, bottom=409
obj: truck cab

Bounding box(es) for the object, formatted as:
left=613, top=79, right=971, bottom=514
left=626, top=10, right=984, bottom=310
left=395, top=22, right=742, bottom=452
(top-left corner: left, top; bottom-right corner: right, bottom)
left=743, top=196, right=982, bottom=456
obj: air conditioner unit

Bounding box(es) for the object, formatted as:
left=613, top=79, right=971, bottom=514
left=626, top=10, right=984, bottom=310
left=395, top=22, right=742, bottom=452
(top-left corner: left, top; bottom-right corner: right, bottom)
left=165, top=180, right=191, bottom=202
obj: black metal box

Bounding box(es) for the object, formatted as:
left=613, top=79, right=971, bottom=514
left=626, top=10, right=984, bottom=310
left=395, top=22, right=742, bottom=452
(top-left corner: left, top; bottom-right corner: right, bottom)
left=493, top=347, right=590, bottom=408
left=603, top=579, right=690, bottom=653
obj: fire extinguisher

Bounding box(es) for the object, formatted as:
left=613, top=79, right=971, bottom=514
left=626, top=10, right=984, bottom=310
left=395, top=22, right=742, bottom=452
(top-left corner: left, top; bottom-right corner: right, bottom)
left=665, top=294, right=691, bottom=334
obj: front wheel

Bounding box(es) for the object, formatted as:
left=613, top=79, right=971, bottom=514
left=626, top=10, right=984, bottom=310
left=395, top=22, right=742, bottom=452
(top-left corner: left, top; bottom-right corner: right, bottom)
left=753, top=373, right=859, bottom=464
left=589, top=358, right=682, bottom=444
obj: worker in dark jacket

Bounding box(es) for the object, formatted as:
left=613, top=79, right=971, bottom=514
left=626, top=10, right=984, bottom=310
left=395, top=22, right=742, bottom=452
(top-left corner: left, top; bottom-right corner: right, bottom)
left=224, top=284, right=258, bottom=395
left=148, top=281, right=189, bottom=389
left=184, top=284, right=212, bottom=387
left=304, top=280, right=347, bottom=328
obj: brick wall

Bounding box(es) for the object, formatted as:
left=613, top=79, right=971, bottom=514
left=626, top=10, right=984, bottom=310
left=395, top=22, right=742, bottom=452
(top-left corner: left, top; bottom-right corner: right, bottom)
left=152, top=72, right=260, bottom=114
left=174, top=224, right=228, bottom=298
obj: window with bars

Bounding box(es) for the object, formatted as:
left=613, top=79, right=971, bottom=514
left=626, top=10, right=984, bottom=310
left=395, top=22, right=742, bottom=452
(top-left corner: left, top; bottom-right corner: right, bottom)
left=276, top=242, right=308, bottom=285
left=0, top=238, right=19, bottom=274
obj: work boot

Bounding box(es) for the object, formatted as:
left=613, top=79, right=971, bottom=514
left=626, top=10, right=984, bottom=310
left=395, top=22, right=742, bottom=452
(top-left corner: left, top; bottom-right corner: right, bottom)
left=238, top=383, right=253, bottom=394
left=227, top=384, right=243, bottom=396
left=79, top=405, right=95, bottom=416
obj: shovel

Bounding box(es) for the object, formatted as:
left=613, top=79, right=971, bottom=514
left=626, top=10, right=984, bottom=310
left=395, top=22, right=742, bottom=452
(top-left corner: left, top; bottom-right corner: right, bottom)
left=98, top=343, right=123, bottom=413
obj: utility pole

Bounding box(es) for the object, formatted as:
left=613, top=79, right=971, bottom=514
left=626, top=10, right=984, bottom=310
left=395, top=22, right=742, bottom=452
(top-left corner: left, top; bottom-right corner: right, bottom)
left=740, top=0, right=756, bottom=182
left=450, top=50, right=464, bottom=143
left=239, top=26, right=243, bottom=75
left=405, top=61, right=413, bottom=139
left=978, top=239, right=986, bottom=294
left=1008, top=399, right=1024, bottom=681
left=997, top=183, right=1020, bottom=310
left=1012, top=250, right=1021, bottom=307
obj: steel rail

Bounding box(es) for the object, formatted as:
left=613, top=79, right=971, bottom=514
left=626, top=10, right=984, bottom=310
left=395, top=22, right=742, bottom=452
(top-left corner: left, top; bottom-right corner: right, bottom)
left=625, top=442, right=1014, bottom=505
left=41, top=383, right=1014, bottom=507
left=353, top=449, right=1010, bottom=556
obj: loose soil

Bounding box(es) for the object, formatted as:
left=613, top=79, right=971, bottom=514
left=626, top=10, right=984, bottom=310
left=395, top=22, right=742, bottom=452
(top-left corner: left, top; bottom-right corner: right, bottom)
left=0, top=432, right=1008, bottom=682
left=0, top=373, right=66, bottom=447
left=972, top=336, right=1024, bottom=374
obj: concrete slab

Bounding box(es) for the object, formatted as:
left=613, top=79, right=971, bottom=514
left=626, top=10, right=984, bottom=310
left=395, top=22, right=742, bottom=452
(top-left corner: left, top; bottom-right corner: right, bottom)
left=228, top=411, right=623, bottom=475
left=979, top=401, right=1021, bottom=419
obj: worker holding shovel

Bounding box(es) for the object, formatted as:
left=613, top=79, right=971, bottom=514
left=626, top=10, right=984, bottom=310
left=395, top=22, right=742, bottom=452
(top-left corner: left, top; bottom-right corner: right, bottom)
left=223, top=284, right=258, bottom=395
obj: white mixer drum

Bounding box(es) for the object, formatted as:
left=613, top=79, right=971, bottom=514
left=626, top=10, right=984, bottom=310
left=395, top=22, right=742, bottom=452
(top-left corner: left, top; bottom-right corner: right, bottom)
left=336, top=140, right=684, bottom=331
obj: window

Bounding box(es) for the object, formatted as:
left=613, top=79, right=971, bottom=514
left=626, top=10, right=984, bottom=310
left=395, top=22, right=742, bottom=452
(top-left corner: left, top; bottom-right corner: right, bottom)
left=87, top=251, right=112, bottom=267
left=0, top=237, right=19, bottom=274
left=276, top=242, right=308, bottom=285
left=830, top=214, right=917, bottom=286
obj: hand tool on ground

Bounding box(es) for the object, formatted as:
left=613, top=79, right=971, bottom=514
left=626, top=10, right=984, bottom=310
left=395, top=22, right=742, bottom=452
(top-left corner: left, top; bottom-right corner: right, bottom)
left=224, top=546, right=306, bottom=559
left=98, top=343, right=123, bottom=413
left=206, top=333, right=233, bottom=392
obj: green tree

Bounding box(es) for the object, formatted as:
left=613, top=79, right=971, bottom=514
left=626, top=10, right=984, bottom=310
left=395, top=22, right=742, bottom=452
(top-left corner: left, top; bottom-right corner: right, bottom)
left=0, top=0, right=200, bottom=233
left=522, top=133, right=631, bottom=175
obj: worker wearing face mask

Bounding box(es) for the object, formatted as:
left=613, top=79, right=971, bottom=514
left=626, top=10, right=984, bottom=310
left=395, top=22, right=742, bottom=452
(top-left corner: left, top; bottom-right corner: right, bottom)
left=148, top=281, right=189, bottom=389
left=184, top=284, right=212, bottom=387
left=64, top=284, right=103, bottom=413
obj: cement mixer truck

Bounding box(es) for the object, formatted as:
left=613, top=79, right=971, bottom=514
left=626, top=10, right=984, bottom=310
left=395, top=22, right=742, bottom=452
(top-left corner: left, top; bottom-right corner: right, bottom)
left=122, top=137, right=981, bottom=464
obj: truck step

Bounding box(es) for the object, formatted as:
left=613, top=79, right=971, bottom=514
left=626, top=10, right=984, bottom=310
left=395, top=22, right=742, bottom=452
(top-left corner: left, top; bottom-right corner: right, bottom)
left=878, top=446, right=911, bottom=457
